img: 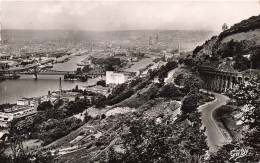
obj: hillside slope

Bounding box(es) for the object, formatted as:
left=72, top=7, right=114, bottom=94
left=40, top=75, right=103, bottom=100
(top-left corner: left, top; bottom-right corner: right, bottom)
left=192, top=15, right=260, bottom=72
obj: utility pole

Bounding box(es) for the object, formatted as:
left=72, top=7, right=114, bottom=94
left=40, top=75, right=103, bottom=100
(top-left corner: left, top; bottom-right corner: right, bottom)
left=59, top=77, right=62, bottom=98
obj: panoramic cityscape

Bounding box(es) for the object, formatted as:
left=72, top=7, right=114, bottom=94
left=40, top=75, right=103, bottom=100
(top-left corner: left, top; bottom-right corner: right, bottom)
left=0, top=1, right=260, bottom=162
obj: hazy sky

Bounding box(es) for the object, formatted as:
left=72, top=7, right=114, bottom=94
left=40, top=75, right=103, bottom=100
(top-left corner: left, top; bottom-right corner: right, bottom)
left=1, top=1, right=260, bottom=31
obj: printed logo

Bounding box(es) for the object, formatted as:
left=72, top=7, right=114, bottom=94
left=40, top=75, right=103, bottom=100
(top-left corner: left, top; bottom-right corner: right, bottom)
left=230, top=147, right=248, bottom=161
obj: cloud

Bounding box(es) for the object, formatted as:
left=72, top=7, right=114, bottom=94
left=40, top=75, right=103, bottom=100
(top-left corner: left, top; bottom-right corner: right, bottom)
left=1, top=1, right=260, bottom=31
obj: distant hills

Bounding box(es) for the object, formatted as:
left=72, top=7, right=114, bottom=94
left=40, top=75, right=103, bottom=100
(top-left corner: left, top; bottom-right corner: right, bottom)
left=192, top=15, right=260, bottom=72
left=1, top=29, right=218, bottom=51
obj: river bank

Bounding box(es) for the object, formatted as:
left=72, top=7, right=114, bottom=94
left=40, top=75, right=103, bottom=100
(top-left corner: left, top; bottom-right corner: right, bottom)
left=0, top=54, right=155, bottom=105
left=0, top=54, right=89, bottom=105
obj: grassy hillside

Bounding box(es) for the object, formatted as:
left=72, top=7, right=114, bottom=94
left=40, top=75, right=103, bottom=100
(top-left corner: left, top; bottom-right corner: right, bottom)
left=218, top=15, right=260, bottom=41
left=191, top=15, right=260, bottom=72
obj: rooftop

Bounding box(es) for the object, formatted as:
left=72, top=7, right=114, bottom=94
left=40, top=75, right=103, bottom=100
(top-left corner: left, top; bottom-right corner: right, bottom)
left=3, top=106, right=33, bottom=114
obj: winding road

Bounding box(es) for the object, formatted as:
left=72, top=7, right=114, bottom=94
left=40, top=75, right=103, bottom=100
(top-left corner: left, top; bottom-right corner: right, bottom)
left=198, top=92, right=230, bottom=152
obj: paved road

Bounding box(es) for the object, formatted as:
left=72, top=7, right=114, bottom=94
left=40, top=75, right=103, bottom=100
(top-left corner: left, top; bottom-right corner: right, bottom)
left=198, top=92, right=230, bottom=152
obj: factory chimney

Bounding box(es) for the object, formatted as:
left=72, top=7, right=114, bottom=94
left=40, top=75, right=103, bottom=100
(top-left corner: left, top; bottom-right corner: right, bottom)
left=59, top=77, right=62, bottom=97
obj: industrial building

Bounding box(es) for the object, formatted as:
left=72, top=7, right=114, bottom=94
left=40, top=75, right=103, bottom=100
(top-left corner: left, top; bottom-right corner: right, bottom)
left=106, top=71, right=125, bottom=85
left=0, top=98, right=40, bottom=127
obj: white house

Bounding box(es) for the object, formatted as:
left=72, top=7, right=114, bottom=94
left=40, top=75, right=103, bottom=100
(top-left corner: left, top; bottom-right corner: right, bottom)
left=17, top=98, right=30, bottom=106
left=106, top=71, right=125, bottom=85
left=0, top=106, right=37, bottom=127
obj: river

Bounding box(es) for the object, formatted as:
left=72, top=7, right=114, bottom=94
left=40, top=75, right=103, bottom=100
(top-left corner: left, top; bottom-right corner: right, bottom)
left=0, top=54, right=155, bottom=105
left=0, top=55, right=95, bottom=104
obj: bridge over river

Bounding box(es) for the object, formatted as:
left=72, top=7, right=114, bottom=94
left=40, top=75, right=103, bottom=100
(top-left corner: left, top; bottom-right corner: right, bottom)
left=0, top=69, right=76, bottom=75
left=198, top=66, right=249, bottom=92
left=0, top=67, right=136, bottom=79
left=0, top=69, right=107, bottom=79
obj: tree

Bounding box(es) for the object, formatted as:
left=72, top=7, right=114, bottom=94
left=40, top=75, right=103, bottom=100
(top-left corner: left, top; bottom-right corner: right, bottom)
left=0, top=103, right=13, bottom=112
left=108, top=118, right=177, bottom=162
left=181, top=93, right=199, bottom=114
left=186, top=111, right=209, bottom=161
left=0, top=141, right=11, bottom=163
left=101, top=114, right=106, bottom=120
left=82, top=65, right=90, bottom=72
left=37, top=101, right=53, bottom=111
left=193, top=45, right=203, bottom=55
left=233, top=55, right=250, bottom=71
left=175, top=74, right=184, bottom=87
left=165, top=60, right=178, bottom=71
left=243, top=106, right=260, bottom=154
left=92, top=93, right=106, bottom=108
left=183, top=76, right=204, bottom=93
left=76, top=67, right=82, bottom=74
left=250, top=48, right=260, bottom=69
left=84, top=111, right=92, bottom=123
left=97, top=80, right=106, bottom=87
left=159, top=83, right=182, bottom=99
left=222, top=23, right=229, bottom=31
left=75, top=96, right=80, bottom=101
left=106, top=112, right=208, bottom=163
left=54, top=99, right=63, bottom=109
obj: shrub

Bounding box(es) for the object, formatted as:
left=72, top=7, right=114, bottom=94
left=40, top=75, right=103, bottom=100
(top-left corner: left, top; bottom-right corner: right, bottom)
left=95, top=141, right=104, bottom=147
left=107, top=89, right=135, bottom=105
left=96, top=80, right=106, bottom=87
left=79, top=131, right=85, bottom=136
left=129, top=77, right=143, bottom=88
left=84, top=112, right=92, bottom=123
left=193, top=45, right=203, bottom=54
left=86, top=144, right=93, bottom=149
left=37, top=101, right=53, bottom=111
left=159, top=83, right=183, bottom=99
left=181, top=93, right=199, bottom=114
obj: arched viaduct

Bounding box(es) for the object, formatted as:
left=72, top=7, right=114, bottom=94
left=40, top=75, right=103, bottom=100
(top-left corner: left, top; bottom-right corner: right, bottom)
left=198, top=67, right=249, bottom=92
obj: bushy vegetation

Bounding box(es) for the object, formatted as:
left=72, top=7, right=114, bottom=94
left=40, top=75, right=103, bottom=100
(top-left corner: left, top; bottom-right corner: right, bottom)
left=233, top=55, right=251, bottom=71
left=181, top=92, right=199, bottom=114
left=0, top=103, right=14, bottom=112
left=106, top=110, right=208, bottom=162
left=107, top=89, right=135, bottom=105
left=250, top=46, right=260, bottom=69
left=96, top=80, right=106, bottom=87
left=190, top=15, right=260, bottom=72
left=91, top=93, right=107, bottom=108
left=193, top=45, right=203, bottom=55
left=183, top=76, right=204, bottom=93
left=106, top=83, right=131, bottom=105
left=174, top=73, right=184, bottom=87
left=82, top=65, right=90, bottom=72
left=0, top=150, right=55, bottom=163
left=181, top=56, right=197, bottom=68
left=37, top=101, right=53, bottom=111
left=10, top=99, right=91, bottom=145
left=158, top=83, right=183, bottom=99
left=128, top=77, right=143, bottom=88
left=214, top=39, right=259, bottom=71
left=218, top=15, right=260, bottom=41
left=148, top=60, right=178, bottom=84
left=91, top=57, right=122, bottom=71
